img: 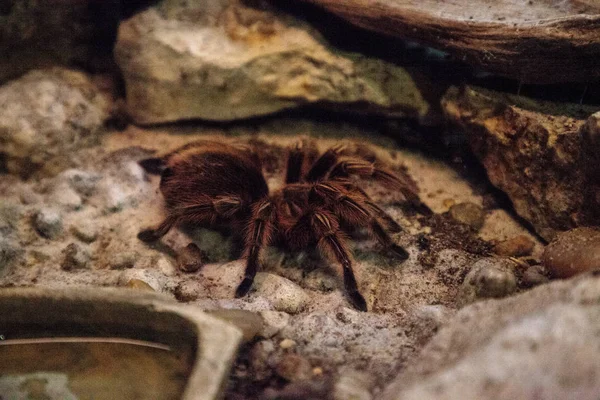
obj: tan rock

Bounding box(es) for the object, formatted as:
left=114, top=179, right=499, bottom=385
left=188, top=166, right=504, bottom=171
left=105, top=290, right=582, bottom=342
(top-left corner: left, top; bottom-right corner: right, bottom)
left=542, top=227, right=600, bottom=279
left=114, top=0, right=431, bottom=124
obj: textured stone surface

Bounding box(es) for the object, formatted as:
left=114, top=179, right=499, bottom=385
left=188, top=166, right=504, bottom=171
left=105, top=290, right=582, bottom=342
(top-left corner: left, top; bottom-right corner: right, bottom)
left=300, top=0, right=600, bottom=83
left=382, top=274, right=600, bottom=400
left=0, top=69, right=109, bottom=177
left=114, top=0, right=431, bottom=124
left=442, top=86, right=600, bottom=241
left=542, top=227, right=600, bottom=278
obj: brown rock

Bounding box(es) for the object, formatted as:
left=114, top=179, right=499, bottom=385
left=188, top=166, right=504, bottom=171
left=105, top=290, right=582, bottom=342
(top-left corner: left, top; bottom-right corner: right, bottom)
left=494, top=235, right=535, bottom=257
left=176, top=243, right=205, bottom=273
left=275, top=354, right=312, bottom=382
left=448, top=202, right=485, bottom=231
left=302, top=0, right=600, bottom=83
left=542, top=227, right=600, bottom=279
left=443, top=86, right=600, bottom=241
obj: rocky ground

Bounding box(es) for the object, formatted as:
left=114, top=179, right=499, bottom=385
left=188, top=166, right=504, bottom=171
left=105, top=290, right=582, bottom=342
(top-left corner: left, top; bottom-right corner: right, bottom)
left=1, top=0, right=600, bottom=399
left=1, top=92, right=554, bottom=398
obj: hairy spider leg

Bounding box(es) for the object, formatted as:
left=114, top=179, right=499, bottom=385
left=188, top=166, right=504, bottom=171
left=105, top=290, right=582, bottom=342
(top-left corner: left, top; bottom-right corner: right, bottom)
left=235, top=199, right=277, bottom=298
left=328, top=158, right=432, bottom=216
left=311, top=183, right=409, bottom=260
left=285, top=142, right=306, bottom=184
left=137, top=195, right=244, bottom=243
left=305, top=144, right=346, bottom=182
left=310, top=210, right=367, bottom=311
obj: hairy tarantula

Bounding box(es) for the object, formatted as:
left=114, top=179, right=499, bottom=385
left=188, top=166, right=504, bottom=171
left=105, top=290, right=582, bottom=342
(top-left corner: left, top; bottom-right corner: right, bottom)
left=137, top=139, right=431, bottom=311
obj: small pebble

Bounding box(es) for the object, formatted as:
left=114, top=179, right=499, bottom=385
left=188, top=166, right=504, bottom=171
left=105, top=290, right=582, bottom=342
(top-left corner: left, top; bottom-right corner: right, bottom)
left=174, top=281, right=207, bottom=302
left=156, top=255, right=177, bottom=276
left=275, top=354, right=312, bottom=382
left=208, top=309, right=263, bottom=342
left=108, top=251, right=137, bottom=269
left=259, top=310, right=291, bottom=338
left=542, top=227, right=600, bottom=278
left=176, top=243, right=204, bottom=273
left=253, top=273, right=310, bottom=314
left=449, top=202, right=485, bottom=230
left=19, top=187, right=41, bottom=204
left=522, top=265, right=550, bottom=288
left=461, top=258, right=517, bottom=303
left=494, top=235, right=535, bottom=257
left=33, top=208, right=63, bottom=239
left=61, top=243, right=90, bottom=271
left=50, top=183, right=82, bottom=210
left=126, top=279, right=155, bottom=291
left=70, top=223, right=98, bottom=243
left=119, top=269, right=164, bottom=292
left=0, top=238, right=22, bottom=271
left=97, top=179, right=127, bottom=212
left=61, top=169, right=100, bottom=196
left=279, top=339, right=296, bottom=349
left=334, top=368, right=374, bottom=400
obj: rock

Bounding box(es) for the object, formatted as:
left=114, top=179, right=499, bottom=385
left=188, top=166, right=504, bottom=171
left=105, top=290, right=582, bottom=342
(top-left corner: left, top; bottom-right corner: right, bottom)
left=521, top=265, right=550, bottom=288
left=126, top=279, right=155, bottom=291
left=304, top=0, right=600, bottom=83
left=493, top=235, right=535, bottom=257
left=59, top=169, right=101, bottom=197
left=108, top=251, right=137, bottom=270
left=32, top=208, right=63, bottom=239
left=114, top=0, right=432, bottom=124
left=259, top=310, right=291, bottom=338
left=333, top=368, right=374, bottom=400
left=460, top=258, right=517, bottom=304
left=279, top=339, right=297, bottom=350
left=442, top=86, right=600, bottom=241
left=542, top=227, right=600, bottom=279
left=156, top=255, right=177, bottom=276
left=174, top=281, right=207, bottom=302
left=448, top=202, right=485, bottom=230
left=0, top=238, right=22, bottom=276
left=96, top=179, right=128, bottom=212
left=207, top=309, right=263, bottom=342
left=0, top=69, right=108, bottom=177
left=252, top=273, right=310, bottom=314
left=118, top=269, right=166, bottom=292
left=49, top=183, right=82, bottom=211
left=275, top=354, right=312, bottom=382
left=382, top=274, right=600, bottom=400
left=61, top=243, right=90, bottom=271
left=176, top=243, right=205, bottom=273
left=70, top=223, right=98, bottom=243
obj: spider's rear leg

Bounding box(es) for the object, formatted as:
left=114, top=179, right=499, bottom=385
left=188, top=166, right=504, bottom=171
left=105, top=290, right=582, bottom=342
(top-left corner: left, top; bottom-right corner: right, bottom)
left=137, top=196, right=244, bottom=243
left=329, top=159, right=432, bottom=216
left=285, top=142, right=306, bottom=184
left=235, top=199, right=276, bottom=298
left=310, top=210, right=368, bottom=311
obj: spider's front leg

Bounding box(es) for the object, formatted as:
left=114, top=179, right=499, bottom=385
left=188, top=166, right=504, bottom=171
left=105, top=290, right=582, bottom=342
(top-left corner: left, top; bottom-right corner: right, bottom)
left=235, top=199, right=277, bottom=298
left=310, top=210, right=368, bottom=311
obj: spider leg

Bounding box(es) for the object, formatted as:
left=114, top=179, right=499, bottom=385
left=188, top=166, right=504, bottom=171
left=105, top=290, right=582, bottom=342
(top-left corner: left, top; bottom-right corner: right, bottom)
left=310, top=210, right=367, bottom=311
left=328, top=159, right=432, bottom=215
left=343, top=184, right=403, bottom=233
left=235, top=199, right=276, bottom=298
left=285, top=141, right=306, bottom=184
left=305, top=144, right=346, bottom=182
left=312, top=184, right=408, bottom=260
left=137, top=195, right=244, bottom=243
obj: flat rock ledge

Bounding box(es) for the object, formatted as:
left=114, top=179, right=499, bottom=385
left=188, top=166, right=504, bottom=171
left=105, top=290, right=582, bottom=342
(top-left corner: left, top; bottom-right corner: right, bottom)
left=114, top=0, right=431, bottom=124
left=300, top=0, right=600, bottom=84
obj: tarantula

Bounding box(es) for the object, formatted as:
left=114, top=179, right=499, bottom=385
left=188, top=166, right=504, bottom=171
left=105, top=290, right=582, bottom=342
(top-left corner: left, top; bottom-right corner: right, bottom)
left=137, top=139, right=431, bottom=311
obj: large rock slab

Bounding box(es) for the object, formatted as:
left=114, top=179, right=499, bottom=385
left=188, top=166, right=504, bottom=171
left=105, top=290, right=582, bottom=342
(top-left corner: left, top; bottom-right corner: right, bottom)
left=299, top=0, right=600, bottom=84
left=114, top=0, right=432, bottom=124
left=382, top=273, right=600, bottom=400
left=0, top=68, right=109, bottom=177
left=442, top=86, right=600, bottom=241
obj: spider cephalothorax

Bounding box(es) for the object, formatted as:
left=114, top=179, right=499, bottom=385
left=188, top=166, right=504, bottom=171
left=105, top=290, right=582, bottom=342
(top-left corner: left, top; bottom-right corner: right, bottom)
left=138, top=139, right=431, bottom=311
